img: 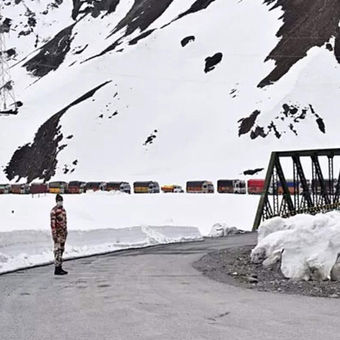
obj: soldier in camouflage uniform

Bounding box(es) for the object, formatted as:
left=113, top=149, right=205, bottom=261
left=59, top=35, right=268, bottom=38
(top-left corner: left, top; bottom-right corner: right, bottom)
left=50, top=194, right=68, bottom=275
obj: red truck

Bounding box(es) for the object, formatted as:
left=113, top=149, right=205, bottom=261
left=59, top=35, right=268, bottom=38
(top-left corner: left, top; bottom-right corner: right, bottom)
left=30, top=183, right=48, bottom=194
left=247, top=179, right=265, bottom=195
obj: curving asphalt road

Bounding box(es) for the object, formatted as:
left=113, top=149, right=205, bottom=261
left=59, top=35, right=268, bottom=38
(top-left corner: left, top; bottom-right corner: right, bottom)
left=1, top=233, right=339, bottom=340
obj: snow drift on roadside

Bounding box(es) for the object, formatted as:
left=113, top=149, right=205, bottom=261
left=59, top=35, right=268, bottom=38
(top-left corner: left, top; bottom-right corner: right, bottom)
left=252, top=212, right=340, bottom=280
left=0, top=226, right=202, bottom=274
left=0, top=191, right=259, bottom=273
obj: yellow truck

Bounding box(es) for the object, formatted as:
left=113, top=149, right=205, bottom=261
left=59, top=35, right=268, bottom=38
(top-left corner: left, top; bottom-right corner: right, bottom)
left=48, top=181, right=68, bottom=194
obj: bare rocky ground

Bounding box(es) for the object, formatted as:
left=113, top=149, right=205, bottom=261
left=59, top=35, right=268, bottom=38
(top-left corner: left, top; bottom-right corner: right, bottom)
left=193, top=244, right=340, bottom=299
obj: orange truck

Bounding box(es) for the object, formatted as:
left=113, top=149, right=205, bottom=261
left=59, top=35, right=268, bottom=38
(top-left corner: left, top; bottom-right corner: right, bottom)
left=161, top=185, right=184, bottom=193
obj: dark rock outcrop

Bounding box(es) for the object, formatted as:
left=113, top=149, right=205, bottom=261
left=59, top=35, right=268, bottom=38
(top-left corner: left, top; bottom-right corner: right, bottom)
left=90, top=0, right=174, bottom=59
left=204, top=52, right=223, bottom=73
left=174, top=0, right=217, bottom=22
left=5, top=81, right=111, bottom=183
left=129, top=29, right=155, bottom=45
left=181, top=36, right=195, bottom=47
left=72, top=0, right=120, bottom=20
left=143, top=130, right=158, bottom=146
left=238, top=110, right=261, bottom=136
left=241, top=104, right=325, bottom=139
left=260, top=0, right=340, bottom=87
left=23, top=23, right=75, bottom=77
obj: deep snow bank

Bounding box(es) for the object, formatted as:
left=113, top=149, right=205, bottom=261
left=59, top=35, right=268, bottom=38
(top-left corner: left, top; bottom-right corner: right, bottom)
left=0, top=191, right=258, bottom=234
left=0, top=226, right=201, bottom=274
left=251, top=212, right=340, bottom=280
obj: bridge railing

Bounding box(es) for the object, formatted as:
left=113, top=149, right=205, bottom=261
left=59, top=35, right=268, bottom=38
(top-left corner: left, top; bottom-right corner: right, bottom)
left=253, top=148, right=340, bottom=230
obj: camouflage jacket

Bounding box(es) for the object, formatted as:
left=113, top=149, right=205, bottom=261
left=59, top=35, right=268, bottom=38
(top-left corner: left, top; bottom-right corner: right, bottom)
left=50, top=205, right=67, bottom=238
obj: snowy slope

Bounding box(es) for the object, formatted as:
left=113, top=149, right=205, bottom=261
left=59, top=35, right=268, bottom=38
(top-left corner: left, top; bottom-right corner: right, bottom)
left=1, top=0, right=339, bottom=185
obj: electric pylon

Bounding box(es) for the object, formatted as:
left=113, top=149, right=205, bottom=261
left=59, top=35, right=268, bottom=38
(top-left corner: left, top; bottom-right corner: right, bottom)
left=0, top=13, right=19, bottom=115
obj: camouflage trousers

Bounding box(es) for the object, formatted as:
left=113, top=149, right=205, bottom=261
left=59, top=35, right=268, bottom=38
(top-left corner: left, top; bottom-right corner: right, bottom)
left=54, top=235, right=66, bottom=267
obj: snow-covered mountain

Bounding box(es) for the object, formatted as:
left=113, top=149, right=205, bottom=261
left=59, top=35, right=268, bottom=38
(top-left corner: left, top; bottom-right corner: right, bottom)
left=1, top=0, right=340, bottom=184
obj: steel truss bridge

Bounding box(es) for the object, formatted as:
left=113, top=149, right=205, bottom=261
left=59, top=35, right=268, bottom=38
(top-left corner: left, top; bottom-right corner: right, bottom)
left=253, top=148, right=340, bottom=230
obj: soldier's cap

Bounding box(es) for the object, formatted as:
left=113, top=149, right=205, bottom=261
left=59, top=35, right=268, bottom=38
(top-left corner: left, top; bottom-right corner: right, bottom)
left=56, top=194, right=63, bottom=202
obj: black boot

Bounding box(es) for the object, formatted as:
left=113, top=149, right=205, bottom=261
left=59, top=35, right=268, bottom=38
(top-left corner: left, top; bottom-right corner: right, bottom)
left=60, top=267, right=68, bottom=275
left=54, top=266, right=67, bottom=275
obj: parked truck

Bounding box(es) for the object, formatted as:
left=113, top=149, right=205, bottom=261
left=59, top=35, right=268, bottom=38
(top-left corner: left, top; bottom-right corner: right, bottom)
left=30, top=183, right=48, bottom=194
left=0, top=184, right=10, bottom=194
left=186, top=181, right=214, bottom=193
left=85, top=182, right=106, bottom=192
left=133, top=181, right=160, bottom=194
left=48, top=181, right=68, bottom=194
left=217, top=180, right=246, bottom=194
left=161, top=185, right=184, bottom=193
left=67, top=181, right=87, bottom=194
left=10, top=183, right=30, bottom=194
left=247, top=179, right=265, bottom=195
left=311, top=178, right=337, bottom=196
left=106, top=182, right=131, bottom=194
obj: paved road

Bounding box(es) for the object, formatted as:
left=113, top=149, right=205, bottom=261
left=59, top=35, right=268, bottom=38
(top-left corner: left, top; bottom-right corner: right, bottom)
left=1, top=233, right=339, bottom=340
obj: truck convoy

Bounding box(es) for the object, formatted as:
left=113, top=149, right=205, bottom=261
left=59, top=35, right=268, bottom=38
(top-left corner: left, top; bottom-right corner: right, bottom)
left=2, top=178, right=336, bottom=196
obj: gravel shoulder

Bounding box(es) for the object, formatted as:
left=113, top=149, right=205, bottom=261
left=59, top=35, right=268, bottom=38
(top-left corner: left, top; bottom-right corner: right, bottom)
left=193, top=244, right=340, bottom=298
